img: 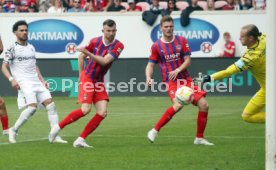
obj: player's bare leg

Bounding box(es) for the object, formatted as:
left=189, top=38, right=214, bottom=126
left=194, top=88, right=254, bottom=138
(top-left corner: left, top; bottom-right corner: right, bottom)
left=147, top=99, right=183, bottom=143
left=73, top=100, right=107, bottom=148
left=43, top=98, right=67, bottom=143
left=193, top=97, right=214, bottom=146
left=9, top=103, right=37, bottom=143
left=0, top=97, right=9, bottom=135
left=48, top=103, right=91, bottom=143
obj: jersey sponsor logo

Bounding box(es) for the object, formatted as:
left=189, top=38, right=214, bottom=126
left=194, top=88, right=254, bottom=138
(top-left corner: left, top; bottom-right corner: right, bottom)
left=17, top=56, right=36, bottom=61
left=151, top=18, right=220, bottom=52
left=164, top=53, right=180, bottom=61
left=28, top=19, right=84, bottom=53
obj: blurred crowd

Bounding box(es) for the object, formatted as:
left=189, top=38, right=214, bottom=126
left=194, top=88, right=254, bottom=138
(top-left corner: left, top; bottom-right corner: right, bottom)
left=0, top=0, right=266, bottom=13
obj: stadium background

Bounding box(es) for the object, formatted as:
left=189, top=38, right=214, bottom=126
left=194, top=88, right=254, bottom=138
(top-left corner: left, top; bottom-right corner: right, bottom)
left=0, top=10, right=266, bottom=170
left=0, top=11, right=264, bottom=97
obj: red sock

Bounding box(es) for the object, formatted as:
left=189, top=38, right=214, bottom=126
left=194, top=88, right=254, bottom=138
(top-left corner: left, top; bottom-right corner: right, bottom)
left=0, top=114, right=9, bottom=130
left=80, top=113, right=104, bottom=139
left=196, top=111, right=208, bottom=138
left=154, top=106, right=177, bottom=131
left=59, top=109, right=85, bottom=129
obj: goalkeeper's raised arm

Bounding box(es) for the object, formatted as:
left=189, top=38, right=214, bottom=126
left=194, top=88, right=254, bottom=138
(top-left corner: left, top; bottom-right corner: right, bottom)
left=203, top=63, right=241, bottom=83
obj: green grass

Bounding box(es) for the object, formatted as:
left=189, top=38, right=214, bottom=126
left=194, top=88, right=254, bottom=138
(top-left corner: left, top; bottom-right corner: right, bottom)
left=0, top=96, right=264, bottom=170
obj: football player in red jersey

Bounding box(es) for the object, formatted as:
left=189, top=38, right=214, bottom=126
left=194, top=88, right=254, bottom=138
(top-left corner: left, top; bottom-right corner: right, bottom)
left=49, top=19, right=124, bottom=148
left=146, top=16, right=214, bottom=145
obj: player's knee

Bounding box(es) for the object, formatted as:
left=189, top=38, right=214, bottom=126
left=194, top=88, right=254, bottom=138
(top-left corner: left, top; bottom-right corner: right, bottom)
left=29, top=103, right=38, bottom=108
left=43, top=98, right=53, bottom=106
left=97, top=111, right=107, bottom=117
left=46, top=102, right=57, bottom=114
left=242, top=113, right=251, bottom=122
left=172, top=102, right=183, bottom=112
left=0, top=98, right=5, bottom=107
left=199, top=102, right=209, bottom=112
left=46, top=102, right=56, bottom=111
left=81, top=107, right=91, bottom=115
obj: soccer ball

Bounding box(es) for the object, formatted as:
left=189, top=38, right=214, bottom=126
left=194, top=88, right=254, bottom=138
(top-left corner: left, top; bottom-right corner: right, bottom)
left=175, top=86, right=194, bottom=105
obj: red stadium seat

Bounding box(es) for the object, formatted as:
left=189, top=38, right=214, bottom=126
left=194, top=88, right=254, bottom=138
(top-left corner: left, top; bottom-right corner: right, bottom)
left=136, top=2, right=150, bottom=11
left=198, top=1, right=207, bottom=10
left=121, top=2, right=129, bottom=10
left=215, top=0, right=228, bottom=8
left=176, top=1, right=189, bottom=11
left=159, top=1, right=168, bottom=9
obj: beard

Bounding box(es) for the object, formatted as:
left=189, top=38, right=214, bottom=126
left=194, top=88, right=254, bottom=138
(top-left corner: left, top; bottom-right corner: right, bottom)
left=20, top=35, right=28, bottom=41
left=107, top=35, right=115, bottom=42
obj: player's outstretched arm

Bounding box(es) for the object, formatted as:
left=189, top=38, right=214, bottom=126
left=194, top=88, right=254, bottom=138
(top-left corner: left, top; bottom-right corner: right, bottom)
left=200, top=64, right=241, bottom=83
left=145, top=62, right=155, bottom=86
left=77, top=47, right=114, bottom=66
left=211, top=64, right=241, bottom=81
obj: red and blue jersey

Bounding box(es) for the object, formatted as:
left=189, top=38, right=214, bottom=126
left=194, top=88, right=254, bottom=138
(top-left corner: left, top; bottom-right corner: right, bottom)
left=149, top=35, right=191, bottom=82
left=84, top=36, right=124, bottom=82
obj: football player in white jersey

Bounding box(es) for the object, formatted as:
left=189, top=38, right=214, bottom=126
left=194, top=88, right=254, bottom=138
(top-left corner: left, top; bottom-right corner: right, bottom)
left=0, top=35, right=10, bottom=135
left=1, top=20, right=67, bottom=144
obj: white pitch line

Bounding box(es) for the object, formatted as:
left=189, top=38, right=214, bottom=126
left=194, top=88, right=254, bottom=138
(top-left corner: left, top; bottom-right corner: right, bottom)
left=0, top=134, right=264, bottom=145
left=0, top=137, right=48, bottom=145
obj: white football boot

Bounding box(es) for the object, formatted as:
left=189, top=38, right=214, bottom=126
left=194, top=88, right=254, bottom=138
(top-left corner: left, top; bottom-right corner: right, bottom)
left=147, top=128, right=158, bottom=143
left=3, top=129, right=9, bottom=135
left=194, top=138, right=214, bottom=146
left=53, top=136, right=68, bottom=144
left=48, top=124, right=61, bottom=143
left=9, top=128, right=17, bottom=143
left=73, top=137, right=93, bottom=148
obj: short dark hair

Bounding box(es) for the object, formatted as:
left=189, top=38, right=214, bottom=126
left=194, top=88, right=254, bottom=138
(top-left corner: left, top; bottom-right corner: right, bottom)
left=13, top=20, right=28, bottom=32
left=160, top=15, right=173, bottom=26
left=242, top=24, right=262, bottom=40
left=103, top=19, right=116, bottom=27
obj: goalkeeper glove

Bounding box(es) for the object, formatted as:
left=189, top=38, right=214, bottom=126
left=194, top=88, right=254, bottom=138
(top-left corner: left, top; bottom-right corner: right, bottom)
left=193, top=73, right=211, bottom=84
left=203, top=75, right=211, bottom=83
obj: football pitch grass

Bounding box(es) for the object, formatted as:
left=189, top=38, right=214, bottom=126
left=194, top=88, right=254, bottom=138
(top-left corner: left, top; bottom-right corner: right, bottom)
left=0, top=96, right=264, bottom=170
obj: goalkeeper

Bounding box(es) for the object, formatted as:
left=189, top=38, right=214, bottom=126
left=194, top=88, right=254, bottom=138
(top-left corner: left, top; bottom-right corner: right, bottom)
left=198, top=24, right=265, bottom=123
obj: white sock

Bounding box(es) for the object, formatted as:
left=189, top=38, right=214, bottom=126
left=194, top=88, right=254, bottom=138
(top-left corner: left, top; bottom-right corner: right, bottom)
left=46, top=102, right=59, bottom=128
left=13, top=106, right=36, bottom=131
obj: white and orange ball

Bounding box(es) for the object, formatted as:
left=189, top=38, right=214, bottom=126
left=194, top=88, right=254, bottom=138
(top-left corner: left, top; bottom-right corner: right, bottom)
left=175, top=86, right=194, bottom=105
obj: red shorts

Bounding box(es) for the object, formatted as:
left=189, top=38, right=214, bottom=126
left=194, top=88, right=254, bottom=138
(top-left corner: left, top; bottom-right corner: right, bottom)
left=78, top=71, right=109, bottom=104
left=166, top=78, right=206, bottom=106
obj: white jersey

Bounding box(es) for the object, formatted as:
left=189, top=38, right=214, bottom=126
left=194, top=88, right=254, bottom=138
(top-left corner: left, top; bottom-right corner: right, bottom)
left=3, top=42, right=40, bottom=83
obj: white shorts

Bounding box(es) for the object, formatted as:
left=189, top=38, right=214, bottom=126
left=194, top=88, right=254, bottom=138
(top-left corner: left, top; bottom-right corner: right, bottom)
left=17, top=81, right=52, bottom=109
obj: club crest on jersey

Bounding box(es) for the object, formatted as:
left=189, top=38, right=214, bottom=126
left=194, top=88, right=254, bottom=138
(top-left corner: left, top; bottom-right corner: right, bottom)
left=200, top=42, right=212, bottom=53
left=117, top=48, right=122, bottom=54
left=66, top=43, right=77, bottom=54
